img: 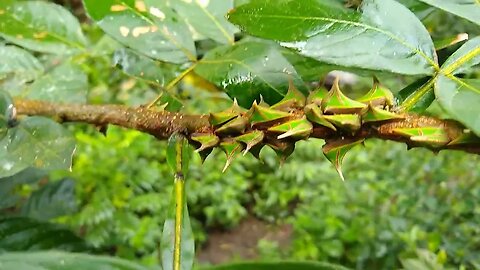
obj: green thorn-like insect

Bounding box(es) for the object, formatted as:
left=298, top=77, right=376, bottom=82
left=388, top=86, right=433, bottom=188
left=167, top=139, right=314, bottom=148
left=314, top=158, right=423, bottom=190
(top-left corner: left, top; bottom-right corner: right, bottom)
left=304, top=104, right=337, bottom=131
left=215, top=116, right=248, bottom=135
left=362, top=104, right=404, bottom=123
left=267, top=140, right=295, bottom=165
left=321, top=77, right=367, bottom=114
left=392, top=127, right=451, bottom=147
left=323, top=114, right=361, bottom=134
left=0, top=90, right=16, bottom=140
left=209, top=99, right=245, bottom=126
left=198, top=148, right=213, bottom=164
left=323, top=138, right=364, bottom=181
left=191, top=133, right=219, bottom=152
left=271, top=79, right=306, bottom=111
left=448, top=131, right=480, bottom=146
left=267, top=117, right=313, bottom=140
left=235, top=130, right=265, bottom=155
left=220, top=140, right=244, bottom=172
left=357, top=78, right=395, bottom=107
left=306, top=87, right=328, bottom=106
left=249, top=102, right=290, bottom=125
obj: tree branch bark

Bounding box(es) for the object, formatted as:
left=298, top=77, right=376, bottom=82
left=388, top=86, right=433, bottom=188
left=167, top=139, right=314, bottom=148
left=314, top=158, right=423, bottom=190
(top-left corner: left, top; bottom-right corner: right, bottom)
left=14, top=99, right=480, bottom=155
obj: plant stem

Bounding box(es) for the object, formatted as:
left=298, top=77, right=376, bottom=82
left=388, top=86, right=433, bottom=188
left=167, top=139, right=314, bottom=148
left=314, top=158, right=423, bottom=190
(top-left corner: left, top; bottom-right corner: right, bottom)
left=13, top=99, right=480, bottom=155
left=173, top=139, right=185, bottom=270
left=147, top=64, right=197, bottom=109
left=397, top=77, right=436, bottom=112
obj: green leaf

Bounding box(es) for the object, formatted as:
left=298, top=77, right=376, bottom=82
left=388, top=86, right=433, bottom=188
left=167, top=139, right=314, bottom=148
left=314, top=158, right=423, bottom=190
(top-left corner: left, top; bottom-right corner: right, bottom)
left=166, top=0, right=238, bottom=44
left=418, top=0, right=480, bottom=26
left=0, top=45, right=44, bottom=88
left=161, top=203, right=194, bottom=270
left=282, top=50, right=334, bottom=82
left=0, top=217, right=87, bottom=252
left=0, top=251, right=154, bottom=270
left=113, top=48, right=180, bottom=86
left=435, top=37, right=480, bottom=135
left=21, top=178, right=77, bottom=221
left=0, top=0, right=87, bottom=54
left=0, top=90, right=15, bottom=140
left=440, top=36, right=480, bottom=75
left=0, top=117, right=76, bottom=178
left=83, top=0, right=196, bottom=63
left=195, top=41, right=306, bottom=108
left=20, top=63, right=88, bottom=104
left=200, top=261, right=351, bottom=270
left=228, top=0, right=437, bottom=75
left=436, top=76, right=480, bottom=135
left=0, top=168, right=47, bottom=210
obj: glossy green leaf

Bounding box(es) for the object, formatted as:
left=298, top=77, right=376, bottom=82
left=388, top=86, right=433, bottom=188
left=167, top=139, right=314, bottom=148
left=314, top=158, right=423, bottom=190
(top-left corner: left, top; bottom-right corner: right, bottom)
left=0, top=168, right=47, bottom=210
left=161, top=202, right=194, bottom=270
left=0, top=0, right=87, bottom=54
left=0, top=45, right=44, bottom=88
left=440, top=36, right=480, bottom=75
left=83, top=0, right=196, bottom=63
left=0, top=91, right=15, bottom=140
left=0, top=117, right=76, bottom=178
left=282, top=50, right=334, bottom=82
left=0, top=217, right=87, bottom=252
left=166, top=0, right=238, bottom=44
left=1, top=170, right=45, bottom=211
left=228, top=0, right=437, bottom=75
left=201, top=261, right=350, bottom=270
left=113, top=48, right=181, bottom=86
left=397, top=77, right=435, bottom=113
left=195, top=41, right=306, bottom=108
left=0, top=251, right=153, bottom=270
left=435, top=37, right=480, bottom=135
left=436, top=76, right=480, bottom=135
left=20, top=63, right=88, bottom=104
left=418, top=0, right=480, bottom=26
left=21, top=178, right=77, bottom=221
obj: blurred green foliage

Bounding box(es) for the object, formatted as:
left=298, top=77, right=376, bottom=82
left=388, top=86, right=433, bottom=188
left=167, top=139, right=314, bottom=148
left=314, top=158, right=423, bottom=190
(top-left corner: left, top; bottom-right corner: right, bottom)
left=56, top=124, right=480, bottom=269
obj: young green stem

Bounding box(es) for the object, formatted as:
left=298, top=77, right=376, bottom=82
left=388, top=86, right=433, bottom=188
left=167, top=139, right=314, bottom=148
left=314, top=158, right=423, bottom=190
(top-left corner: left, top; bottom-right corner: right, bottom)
left=173, top=140, right=185, bottom=270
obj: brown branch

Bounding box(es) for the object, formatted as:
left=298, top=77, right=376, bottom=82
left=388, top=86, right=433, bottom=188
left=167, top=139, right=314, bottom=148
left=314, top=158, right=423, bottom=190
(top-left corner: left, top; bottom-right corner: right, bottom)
left=14, top=99, right=211, bottom=139
left=13, top=99, right=480, bottom=155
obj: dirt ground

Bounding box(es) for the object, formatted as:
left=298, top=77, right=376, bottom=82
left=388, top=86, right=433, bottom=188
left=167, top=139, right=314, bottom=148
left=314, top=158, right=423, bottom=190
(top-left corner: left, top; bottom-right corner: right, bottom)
left=197, top=216, right=293, bottom=264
